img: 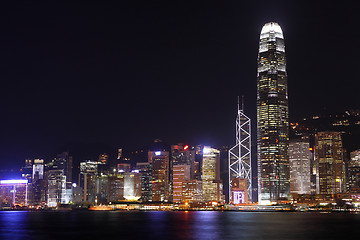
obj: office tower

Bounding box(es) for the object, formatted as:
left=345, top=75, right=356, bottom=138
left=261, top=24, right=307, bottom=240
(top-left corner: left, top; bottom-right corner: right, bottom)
left=172, top=165, right=191, bottom=203
left=47, top=169, right=67, bottom=207
left=171, top=144, right=195, bottom=203
left=308, top=147, right=318, bottom=194
left=202, top=146, right=224, bottom=202
left=257, top=22, right=289, bottom=204
left=95, top=175, right=109, bottom=204
left=123, top=170, right=142, bottom=201
left=315, top=131, right=344, bottom=194
left=229, top=100, right=252, bottom=203
left=108, top=175, right=125, bottom=202
left=289, top=138, right=311, bottom=194
left=51, top=152, right=73, bottom=189
left=347, top=150, right=360, bottom=191
left=20, top=159, right=34, bottom=205
left=148, top=151, right=170, bottom=202
left=46, top=152, right=73, bottom=206
left=0, top=180, right=28, bottom=208
left=79, top=161, right=99, bottom=203
left=171, top=144, right=195, bottom=179
left=32, top=159, right=45, bottom=206
left=136, top=162, right=152, bottom=202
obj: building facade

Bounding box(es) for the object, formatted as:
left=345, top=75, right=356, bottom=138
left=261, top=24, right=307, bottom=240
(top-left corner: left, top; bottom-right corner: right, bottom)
left=289, top=138, right=311, bottom=194
left=149, top=151, right=170, bottom=202
left=136, top=162, right=152, bottom=202
left=0, top=180, right=28, bottom=208
left=315, top=131, right=344, bottom=194
left=79, top=161, right=99, bottom=203
left=348, top=150, right=360, bottom=191
left=257, top=22, right=290, bottom=204
left=202, top=147, right=224, bottom=202
left=123, top=171, right=142, bottom=201
left=172, top=164, right=191, bottom=203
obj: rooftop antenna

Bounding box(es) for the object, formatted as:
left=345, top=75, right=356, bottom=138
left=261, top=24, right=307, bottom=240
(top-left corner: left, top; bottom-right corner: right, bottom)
left=242, top=95, right=244, bottom=112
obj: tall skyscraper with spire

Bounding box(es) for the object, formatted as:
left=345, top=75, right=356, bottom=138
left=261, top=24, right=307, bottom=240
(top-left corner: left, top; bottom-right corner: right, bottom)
left=257, top=22, right=289, bottom=204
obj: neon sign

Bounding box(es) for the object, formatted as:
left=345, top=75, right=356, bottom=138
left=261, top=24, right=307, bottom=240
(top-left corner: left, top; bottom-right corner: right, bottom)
left=233, top=191, right=245, bottom=204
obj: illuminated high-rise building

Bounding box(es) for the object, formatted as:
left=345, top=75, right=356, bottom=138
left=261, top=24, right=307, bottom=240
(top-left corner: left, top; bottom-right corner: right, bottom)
left=32, top=159, right=45, bottom=206
left=348, top=150, right=360, bottom=191
left=79, top=161, right=99, bottom=203
left=123, top=170, right=142, bottom=201
left=315, top=131, right=344, bottom=194
left=202, top=146, right=224, bottom=202
left=47, top=169, right=67, bottom=207
left=172, top=164, right=191, bottom=203
left=171, top=144, right=195, bottom=202
left=229, top=99, right=252, bottom=204
left=49, top=152, right=73, bottom=189
left=257, top=22, right=289, bottom=204
left=0, top=180, right=28, bottom=208
left=136, top=162, right=152, bottom=202
left=289, top=138, right=311, bottom=194
left=148, top=151, right=170, bottom=202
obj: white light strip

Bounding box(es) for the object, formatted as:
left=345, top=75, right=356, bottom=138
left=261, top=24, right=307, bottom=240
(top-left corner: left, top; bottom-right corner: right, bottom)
left=0, top=179, right=28, bottom=184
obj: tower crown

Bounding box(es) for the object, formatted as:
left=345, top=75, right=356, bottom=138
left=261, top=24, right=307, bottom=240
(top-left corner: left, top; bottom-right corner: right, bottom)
left=260, top=22, right=283, bottom=39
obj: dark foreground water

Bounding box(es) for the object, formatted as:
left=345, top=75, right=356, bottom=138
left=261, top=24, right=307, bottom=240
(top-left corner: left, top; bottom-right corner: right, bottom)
left=1, top=211, right=360, bottom=240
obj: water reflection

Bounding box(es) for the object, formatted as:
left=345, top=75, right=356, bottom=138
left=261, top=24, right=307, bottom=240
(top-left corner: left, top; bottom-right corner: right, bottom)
left=0, top=211, right=29, bottom=239
left=1, top=211, right=360, bottom=240
left=191, top=211, right=221, bottom=240
left=146, top=211, right=221, bottom=240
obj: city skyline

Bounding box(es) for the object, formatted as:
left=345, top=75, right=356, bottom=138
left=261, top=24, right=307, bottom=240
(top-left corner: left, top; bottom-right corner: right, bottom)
left=0, top=1, right=358, bottom=169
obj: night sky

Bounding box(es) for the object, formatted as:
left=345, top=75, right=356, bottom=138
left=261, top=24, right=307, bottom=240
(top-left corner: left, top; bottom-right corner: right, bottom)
left=0, top=1, right=358, bottom=168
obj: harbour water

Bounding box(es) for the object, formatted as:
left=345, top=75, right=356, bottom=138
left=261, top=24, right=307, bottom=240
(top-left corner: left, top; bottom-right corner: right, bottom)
left=1, top=211, right=360, bottom=240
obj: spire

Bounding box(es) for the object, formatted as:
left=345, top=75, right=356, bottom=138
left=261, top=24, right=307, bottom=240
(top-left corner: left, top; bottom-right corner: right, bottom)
left=237, top=95, right=244, bottom=112
left=242, top=95, right=244, bottom=112
left=237, top=96, right=240, bottom=112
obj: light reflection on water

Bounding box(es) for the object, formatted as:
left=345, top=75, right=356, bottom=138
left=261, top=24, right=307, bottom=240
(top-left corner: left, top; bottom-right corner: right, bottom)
left=1, top=211, right=360, bottom=240
left=0, top=211, right=29, bottom=240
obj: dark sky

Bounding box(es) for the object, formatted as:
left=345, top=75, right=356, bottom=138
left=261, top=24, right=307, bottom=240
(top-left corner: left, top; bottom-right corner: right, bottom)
left=0, top=1, right=358, bottom=168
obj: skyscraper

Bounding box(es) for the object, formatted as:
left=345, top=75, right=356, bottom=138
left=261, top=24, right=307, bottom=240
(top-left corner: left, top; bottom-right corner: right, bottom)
left=289, top=138, right=311, bottom=194
left=257, top=22, right=289, bottom=204
left=228, top=100, right=252, bottom=204
left=148, top=151, right=170, bottom=202
left=136, top=162, right=152, bottom=202
left=348, top=150, right=360, bottom=191
left=315, top=131, right=344, bottom=194
left=202, top=146, right=224, bottom=203
left=79, top=161, right=99, bottom=203
left=172, top=164, right=191, bottom=203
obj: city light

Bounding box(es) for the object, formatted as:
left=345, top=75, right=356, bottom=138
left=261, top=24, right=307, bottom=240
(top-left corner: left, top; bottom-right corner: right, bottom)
left=155, top=151, right=161, bottom=156
left=203, top=147, right=211, bottom=154
left=183, top=145, right=189, bottom=150
left=233, top=191, right=245, bottom=204
left=0, top=179, right=28, bottom=184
